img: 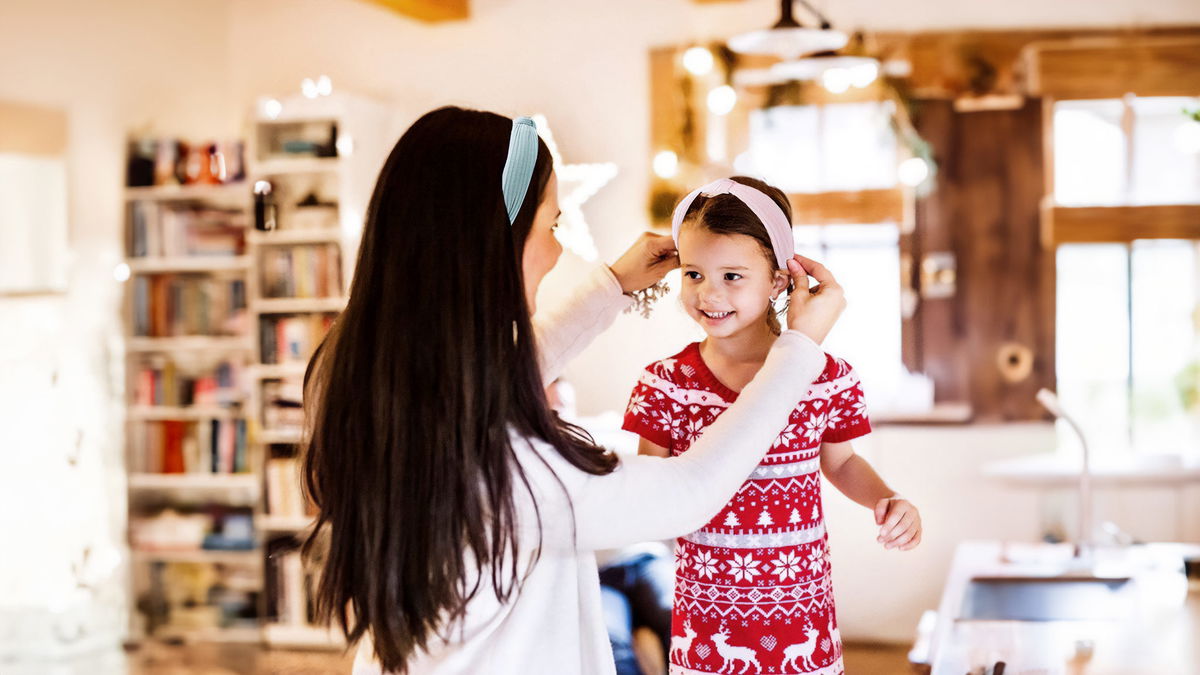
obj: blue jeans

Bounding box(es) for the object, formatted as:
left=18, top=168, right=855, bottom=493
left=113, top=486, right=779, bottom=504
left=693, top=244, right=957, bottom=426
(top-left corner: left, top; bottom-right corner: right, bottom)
left=599, top=551, right=673, bottom=675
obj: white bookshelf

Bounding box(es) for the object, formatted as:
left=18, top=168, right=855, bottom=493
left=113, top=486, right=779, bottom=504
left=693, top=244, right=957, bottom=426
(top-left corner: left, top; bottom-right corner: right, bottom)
left=122, top=173, right=260, bottom=646
left=246, top=92, right=394, bottom=647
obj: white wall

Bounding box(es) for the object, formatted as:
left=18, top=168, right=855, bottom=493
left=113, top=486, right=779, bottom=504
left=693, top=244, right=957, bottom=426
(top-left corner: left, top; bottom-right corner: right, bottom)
left=222, top=0, right=1200, bottom=416
left=0, top=0, right=235, bottom=659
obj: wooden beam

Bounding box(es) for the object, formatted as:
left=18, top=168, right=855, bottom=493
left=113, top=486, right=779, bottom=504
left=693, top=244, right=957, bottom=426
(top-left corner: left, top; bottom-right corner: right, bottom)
left=1045, top=203, right=1200, bottom=245
left=0, top=100, right=66, bottom=156
left=788, top=188, right=905, bottom=225
left=357, top=0, right=468, bottom=23
left=1024, top=35, right=1200, bottom=99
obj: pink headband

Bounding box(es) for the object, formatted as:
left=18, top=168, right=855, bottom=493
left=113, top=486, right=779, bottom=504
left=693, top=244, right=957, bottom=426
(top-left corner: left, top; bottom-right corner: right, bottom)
left=670, top=178, right=794, bottom=269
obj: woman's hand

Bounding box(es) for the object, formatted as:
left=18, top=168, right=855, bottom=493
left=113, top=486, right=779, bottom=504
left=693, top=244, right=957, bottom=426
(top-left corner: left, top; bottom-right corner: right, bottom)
left=875, top=497, right=922, bottom=551
left=609, top=232, right=679, bottom=294
left=784, top=254, right=846, bottom=344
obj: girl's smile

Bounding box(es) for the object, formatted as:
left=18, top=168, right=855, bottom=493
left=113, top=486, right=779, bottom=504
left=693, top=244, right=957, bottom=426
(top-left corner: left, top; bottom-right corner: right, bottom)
left=677, top=226, right=787, bottom=340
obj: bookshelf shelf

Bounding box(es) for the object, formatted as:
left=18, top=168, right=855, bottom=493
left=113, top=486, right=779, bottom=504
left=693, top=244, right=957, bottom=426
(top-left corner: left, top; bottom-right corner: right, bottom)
left=263, top=623, right=345, bottom=649
left=124, top=182, right=249, bottom=202
left=254, top=156, right=341, bottom=176
left=252, top=296, right=346, bottom=314
left=251, top=363, right=308, bottom=380
left=132, top=548, right=263, bottom=566
left=256, top=514, right=315, bottom=533
left=128, top=405, right=240, bottom=421
left=127, top=256, right=251, bottom=273
left=128, top=472, right=259, bottom=492
left=126, top=336, right=253, bottom=353
left=257, top=428, right=303, bottom=445
left=246, top=229, right=341, bottom=245
left=156, top=626, right=263, bottom=645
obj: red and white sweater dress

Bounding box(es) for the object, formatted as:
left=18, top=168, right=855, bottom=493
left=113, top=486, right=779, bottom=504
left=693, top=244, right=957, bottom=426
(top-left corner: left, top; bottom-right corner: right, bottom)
left=622, top=342, right=871, bottom=675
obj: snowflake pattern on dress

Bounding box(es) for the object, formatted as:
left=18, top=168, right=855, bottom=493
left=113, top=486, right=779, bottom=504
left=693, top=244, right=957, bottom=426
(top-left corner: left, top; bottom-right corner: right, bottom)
left=623, top=342, right=871, bottom=675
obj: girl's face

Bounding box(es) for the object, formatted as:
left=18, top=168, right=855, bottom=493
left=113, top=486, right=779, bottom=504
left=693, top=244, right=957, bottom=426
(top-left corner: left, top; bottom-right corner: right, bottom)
left=677, top=224, right=788, bottom=340
left=522, top=172, right=562, bottom=314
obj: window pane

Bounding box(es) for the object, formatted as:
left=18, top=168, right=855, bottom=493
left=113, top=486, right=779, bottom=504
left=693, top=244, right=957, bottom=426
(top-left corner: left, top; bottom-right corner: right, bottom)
left=796, top=224, right=903, bottom=413
left=743, top=102, right=897, bottom=193
left=1056, top=244, right=1131, bottom=454
left=1053, top=100, right=1126, bottom=206
left=1131, top=239, right=1200, bottom=455
left=1130, top=96, right=1200, bottom=205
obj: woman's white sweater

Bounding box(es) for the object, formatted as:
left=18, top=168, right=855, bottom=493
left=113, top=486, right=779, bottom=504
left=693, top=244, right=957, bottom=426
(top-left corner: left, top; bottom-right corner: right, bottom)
left=353, top=265, right=827, bottom=674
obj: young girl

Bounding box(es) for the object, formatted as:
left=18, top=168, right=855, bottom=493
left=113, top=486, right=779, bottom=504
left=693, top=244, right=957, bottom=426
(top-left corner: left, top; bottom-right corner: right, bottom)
left=623, top=177, right=922, bottom=675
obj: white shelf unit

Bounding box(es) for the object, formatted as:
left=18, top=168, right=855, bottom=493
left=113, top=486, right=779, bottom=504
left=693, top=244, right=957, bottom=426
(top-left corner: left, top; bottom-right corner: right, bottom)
left=122, top=177, right=262, bottom=645
left=246, top=92, right=395, bottom=647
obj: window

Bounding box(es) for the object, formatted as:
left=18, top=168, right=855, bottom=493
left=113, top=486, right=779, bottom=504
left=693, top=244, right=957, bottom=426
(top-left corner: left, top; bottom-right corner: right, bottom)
left=795, top=224, right=905, bottom=415
left=738, top=101, right=898, bottom=193
left=1052, top=96, right=1200, bottom=456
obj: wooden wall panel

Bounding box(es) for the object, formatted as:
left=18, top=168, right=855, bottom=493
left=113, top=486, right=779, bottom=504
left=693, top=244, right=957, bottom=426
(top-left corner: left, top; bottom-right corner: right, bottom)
left=912, top=99, right=1055, bottom=421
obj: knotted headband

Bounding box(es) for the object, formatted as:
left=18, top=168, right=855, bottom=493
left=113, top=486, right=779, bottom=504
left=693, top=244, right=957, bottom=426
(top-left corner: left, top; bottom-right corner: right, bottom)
left=501, top=116, right=539, bottom=223
left=670, top=178, right=794, bottom=269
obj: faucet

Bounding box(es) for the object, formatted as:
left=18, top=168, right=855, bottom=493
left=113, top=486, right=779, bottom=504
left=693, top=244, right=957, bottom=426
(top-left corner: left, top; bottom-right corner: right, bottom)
left=1035, top=388, right=1093, bottom=564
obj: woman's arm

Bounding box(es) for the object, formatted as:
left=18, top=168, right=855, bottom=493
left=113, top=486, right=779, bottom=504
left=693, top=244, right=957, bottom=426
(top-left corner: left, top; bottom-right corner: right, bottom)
left=532, top=264, right=631, bottom=387
left=569, top=331, right=827, bottom=550
left=533, top=234, right=678, bottom=386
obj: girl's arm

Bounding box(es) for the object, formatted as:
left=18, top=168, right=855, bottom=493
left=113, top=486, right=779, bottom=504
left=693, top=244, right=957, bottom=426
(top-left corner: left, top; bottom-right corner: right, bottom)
left=566, top=331, right=827, bottom=551
left=636, top=437, right=669, bottom=458
left=820, top=441, right=922, bottom=551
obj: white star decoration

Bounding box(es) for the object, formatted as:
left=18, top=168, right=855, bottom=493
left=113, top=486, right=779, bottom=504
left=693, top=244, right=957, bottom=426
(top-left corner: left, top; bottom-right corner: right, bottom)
left=532, top=114, right=616, bottom=261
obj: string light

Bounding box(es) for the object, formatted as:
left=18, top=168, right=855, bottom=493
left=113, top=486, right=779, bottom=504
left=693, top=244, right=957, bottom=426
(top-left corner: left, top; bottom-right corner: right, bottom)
left=707, top=85, right=737, bottom=116
left=653, top=150, right=679, bottom=179
left=683, top=47, right=715, bottom=76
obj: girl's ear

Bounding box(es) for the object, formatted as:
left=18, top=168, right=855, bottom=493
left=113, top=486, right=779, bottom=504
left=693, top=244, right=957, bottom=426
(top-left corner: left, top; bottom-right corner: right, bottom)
left=771, top=269, right=790, bottom=299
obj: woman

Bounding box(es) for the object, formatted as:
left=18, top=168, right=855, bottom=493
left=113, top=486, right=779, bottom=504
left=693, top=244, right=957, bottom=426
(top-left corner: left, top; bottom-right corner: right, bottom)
left=301, top=107, right=847, bottom=674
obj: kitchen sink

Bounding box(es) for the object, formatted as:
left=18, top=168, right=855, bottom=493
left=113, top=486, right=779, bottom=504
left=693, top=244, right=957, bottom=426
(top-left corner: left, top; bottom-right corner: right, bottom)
left=959, top=575, right=1134, bottom=621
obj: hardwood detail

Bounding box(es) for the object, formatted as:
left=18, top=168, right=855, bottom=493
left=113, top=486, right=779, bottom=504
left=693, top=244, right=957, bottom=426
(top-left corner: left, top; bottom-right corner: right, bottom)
left=357, top=0, right=468, bottom=23
left=1044, top=204, right=1200, bottom=246
left=1024, top=35, right=1200, bottom=100
left=0, top=100, right=67, bottom=156
left=911, top=99, right=1055, bottom=421
left=788, top=189, right=905, bottom=226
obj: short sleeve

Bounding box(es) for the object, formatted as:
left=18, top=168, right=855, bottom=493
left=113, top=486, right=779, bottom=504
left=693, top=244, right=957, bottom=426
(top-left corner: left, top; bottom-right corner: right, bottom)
left=821, top=357, right=872, bottom=443
left=621, top=366, right=675, bottom=450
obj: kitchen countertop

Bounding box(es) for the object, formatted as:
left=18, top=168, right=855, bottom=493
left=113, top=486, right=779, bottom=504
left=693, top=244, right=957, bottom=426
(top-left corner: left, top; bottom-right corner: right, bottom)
left=930, top=540, right=1200, bottom=674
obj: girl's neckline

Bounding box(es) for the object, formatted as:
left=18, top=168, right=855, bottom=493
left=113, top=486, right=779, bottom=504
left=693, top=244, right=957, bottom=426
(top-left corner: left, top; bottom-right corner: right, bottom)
left=688, top=341, right=743, bottom=402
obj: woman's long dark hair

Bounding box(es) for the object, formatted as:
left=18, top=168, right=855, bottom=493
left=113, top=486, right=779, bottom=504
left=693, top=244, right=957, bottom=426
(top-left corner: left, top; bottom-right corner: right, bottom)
left=300, top=106, right=618, bottom=671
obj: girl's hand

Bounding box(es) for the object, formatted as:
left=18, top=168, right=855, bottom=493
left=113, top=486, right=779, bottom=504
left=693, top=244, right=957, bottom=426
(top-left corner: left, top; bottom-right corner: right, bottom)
left=609, top=232, right=679, bottom=294
left=784, top=254, right=846, bottom=344
left=874, top=497, right=922, bottom=551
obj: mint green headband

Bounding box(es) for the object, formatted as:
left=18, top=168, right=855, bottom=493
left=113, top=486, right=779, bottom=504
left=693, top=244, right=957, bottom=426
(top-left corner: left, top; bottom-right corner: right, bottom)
left=501, top=116, right=538, bottom=223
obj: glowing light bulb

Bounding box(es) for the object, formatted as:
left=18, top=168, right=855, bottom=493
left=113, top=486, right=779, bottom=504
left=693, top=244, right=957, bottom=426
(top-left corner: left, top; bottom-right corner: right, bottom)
left=113, top=263, right=130, bottom=282
left=683, top=47, right=714, bottom=76
left=821, top=68, right=852, bottom=94
left=707, top=85, right=737, bottom=116
left=301, top=78, right=319, bottom=99
left=262, top=98, right=282, bottom=120
left=850, top=62, right=879, bottom=88
left=898, top=156, right=931, bottom=187
left=653, top=150, right=679, bottom=179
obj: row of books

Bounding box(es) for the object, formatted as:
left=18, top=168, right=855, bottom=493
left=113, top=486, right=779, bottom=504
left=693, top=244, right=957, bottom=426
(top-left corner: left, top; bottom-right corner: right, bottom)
left=259, top=244, right=342, bottom=299
left=262, top=379, right=305, bottom=431
left=133, top=275, right=247, bottom=337
left=265, top=457, right=310, bottom=518
left=129, top=419, right=249, bottom=474
left=259, top=314, right=335, bottom=365
left=133, top=358, right=242, bottom=407
left=129, top=202, right=247, bottom=258
left=268, top=546, right=315, bottom=627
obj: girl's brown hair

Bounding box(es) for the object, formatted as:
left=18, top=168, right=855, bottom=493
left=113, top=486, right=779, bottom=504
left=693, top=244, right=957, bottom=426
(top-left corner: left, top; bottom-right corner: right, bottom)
left=679, top=175, right=794, bottom=333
